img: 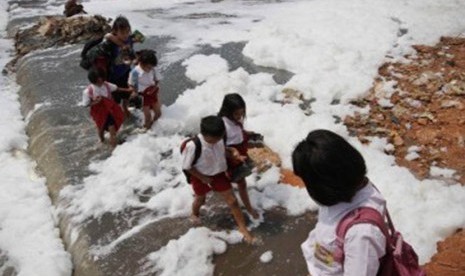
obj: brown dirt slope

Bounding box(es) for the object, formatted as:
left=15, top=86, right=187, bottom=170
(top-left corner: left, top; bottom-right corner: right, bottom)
left=345, top=36, right=465, bottom=276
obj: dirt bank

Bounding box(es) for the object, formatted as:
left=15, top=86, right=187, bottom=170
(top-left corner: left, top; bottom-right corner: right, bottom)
left=345, top=36, right=465, bottom=275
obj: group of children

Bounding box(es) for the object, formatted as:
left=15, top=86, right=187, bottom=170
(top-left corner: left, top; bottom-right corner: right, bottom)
left=78, top=13, right=422, bottom=276
left=183, top=95, right=423, bottom=274
left=82, top=16, right=161, bottom=148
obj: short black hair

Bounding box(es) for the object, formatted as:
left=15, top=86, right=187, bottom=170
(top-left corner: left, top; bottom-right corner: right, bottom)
left=292, top=129, right=367, bottom=206
left=218, top=93, right=246, bottom=119
left=112, top=16, right=131, bottom=32
left=200, top=115, right=225, bottom=138
left=138, top=49, right=158, bottom=66
left=88, top=68, right=106, bottom=84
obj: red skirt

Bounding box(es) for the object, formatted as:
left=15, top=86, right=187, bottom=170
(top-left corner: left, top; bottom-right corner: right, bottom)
left=142, top=86, right=159, bottom=107
left=90, top=98, right=124, bottom=131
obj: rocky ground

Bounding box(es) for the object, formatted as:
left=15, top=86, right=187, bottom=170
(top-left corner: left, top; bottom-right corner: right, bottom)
left=344, top=36, right=465, bottom=276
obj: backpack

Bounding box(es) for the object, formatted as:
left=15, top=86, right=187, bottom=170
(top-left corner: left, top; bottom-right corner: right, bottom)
left=334, top=207, right=426, bottom=276
left=79, top=36, right=104, bottom=70
left=180, top=136, right=202, bottom=183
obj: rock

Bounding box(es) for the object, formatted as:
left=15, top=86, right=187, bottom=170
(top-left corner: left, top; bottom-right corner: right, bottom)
left=4, top=14, right=111, bottom=73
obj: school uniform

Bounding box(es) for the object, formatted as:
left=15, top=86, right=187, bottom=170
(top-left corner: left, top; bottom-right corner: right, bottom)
left=301, top=182, right=387, bottom=276
left=181, top=134, right=231, bottom=196
left=128, top=65, right=160, bottom=107
left=82, top=82, right=124, bottom=131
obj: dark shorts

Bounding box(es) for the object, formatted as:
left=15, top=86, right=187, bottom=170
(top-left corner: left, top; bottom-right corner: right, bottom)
left=103, top=115, right=115, bottom=131
left=190, top=172, right=232, bottom=196
left=111, top=91, right=130, bottom=104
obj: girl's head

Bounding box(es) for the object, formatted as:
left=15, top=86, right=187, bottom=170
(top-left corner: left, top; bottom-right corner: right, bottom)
left=112, top=16, right=131, bottom=42
left=218, top=93, right=246, bottom=123
left=88, top=68, right=106, bottom=86
left=292, top=129, right=367, bottom=206
left=138, top=49, right=158, bottom=72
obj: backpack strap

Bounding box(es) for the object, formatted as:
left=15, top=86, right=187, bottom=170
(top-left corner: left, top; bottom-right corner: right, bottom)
left=103, top=82, right=112, bottom=98
left=333, top=207, right=390, bottom=263
left=191, top=136, right=202, bottom=166
left=87, top=85, right=94, bottom=98
left=181, top=136, right=202, bottom=168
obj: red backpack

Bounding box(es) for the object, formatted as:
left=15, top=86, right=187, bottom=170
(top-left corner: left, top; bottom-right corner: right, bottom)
left=334, top=207, right=426, bottom=276
left=180, top=136, right=201, bottom=183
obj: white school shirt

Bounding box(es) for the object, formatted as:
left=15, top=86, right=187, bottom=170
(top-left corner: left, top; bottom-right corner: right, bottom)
left=301, top=182, right=387, bottom=276
left=128, top=65, right=160, bottom=93
left=222, top=117, right=244, bottom=146
left=181, top=134, right=227, bottom=176
left=82, top=82, right=118, bottom=106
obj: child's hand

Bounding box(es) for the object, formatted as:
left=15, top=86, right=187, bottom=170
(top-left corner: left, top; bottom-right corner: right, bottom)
left=93, top=96, right=102, bottom=103
left=230, top=148, right=247, bottom=163
left=199, top=176, right=212, bottom=186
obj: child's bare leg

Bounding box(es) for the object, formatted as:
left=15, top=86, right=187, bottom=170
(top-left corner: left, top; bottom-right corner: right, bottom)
left=218, top=189, right=254, bottom=243
left=108, top=125, right=117, bottom=148
left=122, top=99, right=131, bottom=118
left=97, top=127, right=105, bottom=143
left=191, top=195, right=206, bottom=223
left=237, top=180, right=259, bottom=219
left=153, top=101, right=161, bottom=122
left=143, top=106, right=152, bottom=129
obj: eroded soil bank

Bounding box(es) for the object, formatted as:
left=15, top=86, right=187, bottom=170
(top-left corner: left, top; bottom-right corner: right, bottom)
left=345, top=36, right=465, bottom=276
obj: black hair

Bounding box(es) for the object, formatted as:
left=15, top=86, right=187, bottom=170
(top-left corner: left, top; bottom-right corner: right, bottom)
left=138, top=49, right=158, bottom=66
left=112, top=16, right=131, bottom=33
left=218, top=93, right=246, bottom=120
left=88, top=68, right=106, bottom=84
left=200, top=115, right=225, bottom=138
left=292, top=129, right=367, bottom=206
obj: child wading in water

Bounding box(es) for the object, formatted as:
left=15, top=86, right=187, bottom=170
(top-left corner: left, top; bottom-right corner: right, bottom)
left=181, top=116, right=255, bottom=243
left=128, top=49, right=161, bottom=130
left=82, top=69, right=129, bottom=148
left=292, top=130, right=388, bottom=275
left=102, top=16, right=136, bottom=118
left=218, top=93, right=259, bottom=219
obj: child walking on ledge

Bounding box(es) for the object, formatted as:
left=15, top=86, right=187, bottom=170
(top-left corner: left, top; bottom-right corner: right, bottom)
left=82, top=68, right=129, bottom=148
left=181, top=116, right=255, bottom=243
left=218, top=93, right=259, bottom=219
left=128, top=49, right=161, bottom=130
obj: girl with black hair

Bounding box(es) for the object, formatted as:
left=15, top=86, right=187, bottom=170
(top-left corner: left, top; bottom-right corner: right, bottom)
left=218, top=93, right=259, bottom=219
left=292, top=129, right=387, bottom=276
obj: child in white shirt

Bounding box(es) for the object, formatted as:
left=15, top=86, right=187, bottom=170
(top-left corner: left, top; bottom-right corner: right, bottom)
left=181, top=116, right=255, bottom=243
left=292, top=130, right=387, bottom=276
left=82, top=69, right=130, bottom=148
left=128, top=49, right=161, bottom=130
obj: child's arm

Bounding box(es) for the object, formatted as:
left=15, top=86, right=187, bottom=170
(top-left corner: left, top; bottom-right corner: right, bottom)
left=127, top=85, right=138, bottom=98
left=226, top=147, right=247, bottom=162
left=104, top=33, right=128, bottom=49
left=187, top=168, right=212, bottom=186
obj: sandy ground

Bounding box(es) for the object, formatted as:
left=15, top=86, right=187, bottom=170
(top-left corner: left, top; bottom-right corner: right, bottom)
left=345, top=36, right=465, bottom=276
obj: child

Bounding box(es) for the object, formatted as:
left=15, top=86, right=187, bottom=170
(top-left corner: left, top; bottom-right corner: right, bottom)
left=181, top=115, right=255, bottom=243
left=102, top=16, right=135, bottom=118
left=63, top=0, right=86, bottom=17
left=218, top=93, right=259, bottom=219
left=128, top=49, right=161, bottom=130
left=82, top=69, right=129, bottom=148
left=292, top=129, right=387, bottom=275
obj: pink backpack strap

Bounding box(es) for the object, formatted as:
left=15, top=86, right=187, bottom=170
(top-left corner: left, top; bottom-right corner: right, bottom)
left=87, top=85, right=94, bottom=98
left=333, top=207, right=390, bottom=263
left=103, top=82, right=112, bottom=98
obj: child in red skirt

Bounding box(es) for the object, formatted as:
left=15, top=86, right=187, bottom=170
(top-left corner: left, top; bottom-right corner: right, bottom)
left=82, top=69, right=129, bottom=148
left=128, top=49, right=161, bottom=130
left=218, top=93, right=259, bottom=219
left=181, top=116, right=255, bottom=243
